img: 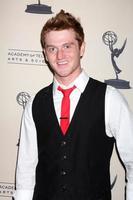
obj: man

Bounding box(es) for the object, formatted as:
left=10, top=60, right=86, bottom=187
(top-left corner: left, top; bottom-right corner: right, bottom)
left=14, top=10, right=133, bottom=200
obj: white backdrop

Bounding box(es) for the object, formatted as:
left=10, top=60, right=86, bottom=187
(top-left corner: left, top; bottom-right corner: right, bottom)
left=0, top=0, right=133, bottom=199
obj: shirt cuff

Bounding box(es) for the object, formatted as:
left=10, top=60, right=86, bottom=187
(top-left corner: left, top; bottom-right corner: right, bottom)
left=13, top=189, right=34, bottom=200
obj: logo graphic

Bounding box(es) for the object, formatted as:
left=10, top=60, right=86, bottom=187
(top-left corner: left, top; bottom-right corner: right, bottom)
left=102, top=31, right=131, bottom=89
left=16, top=92, right=31, bottom=109
left=8, top=49, right=45, bottom=66
left=16, top=92, right=31, bottom=146
left=0, top=182, right=14, bottom=197
left=25, top=0, right=53, bottom=14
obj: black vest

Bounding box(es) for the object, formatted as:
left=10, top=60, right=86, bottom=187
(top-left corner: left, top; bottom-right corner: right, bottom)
left=32, top=78, right=115, bottom=200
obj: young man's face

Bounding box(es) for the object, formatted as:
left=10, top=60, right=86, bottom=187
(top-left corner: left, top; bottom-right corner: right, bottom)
left=44, top=29, right=85, bottom=84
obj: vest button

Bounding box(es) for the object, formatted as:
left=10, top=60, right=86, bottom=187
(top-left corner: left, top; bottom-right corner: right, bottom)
left=61, top=141, right=67, bottom=146
left=61, top=171, right=67, bottom=176
left=62, top=155, right=67, bottom=160
left=61, top=184, right=67, bottom=192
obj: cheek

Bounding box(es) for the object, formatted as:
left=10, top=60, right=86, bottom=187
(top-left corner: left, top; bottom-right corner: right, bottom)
left=45, top=54, right=55, bottom=63
left=71, top=51, right=81, bottom=60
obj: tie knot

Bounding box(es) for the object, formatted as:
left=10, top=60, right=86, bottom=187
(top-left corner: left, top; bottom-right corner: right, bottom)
left=58, top=85, right=76, bottom=97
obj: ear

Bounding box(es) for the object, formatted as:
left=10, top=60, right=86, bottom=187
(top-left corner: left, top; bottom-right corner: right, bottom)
left=43, top=49, right=48, bottom=61
left=80, top=42, right=85, bottom=58
left=42, top=49, right=49, bottom=65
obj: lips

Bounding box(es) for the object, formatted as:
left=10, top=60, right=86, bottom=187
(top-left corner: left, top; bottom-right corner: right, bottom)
left=57, top=60, right=68, bottom=65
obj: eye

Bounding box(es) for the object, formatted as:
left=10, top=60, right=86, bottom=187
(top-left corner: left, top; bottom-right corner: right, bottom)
left=63, top=43, right=71, bottom=49
left=47, top=46, right=57, bottom=53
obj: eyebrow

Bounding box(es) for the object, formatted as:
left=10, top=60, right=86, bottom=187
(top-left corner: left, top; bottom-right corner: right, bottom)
left=45, top=42, right=75, bottom=48
left=45, top=44, right=56, bottom=48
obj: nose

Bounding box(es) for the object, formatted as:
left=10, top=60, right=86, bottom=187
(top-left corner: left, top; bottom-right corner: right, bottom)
left=56, top=48, right=64, bottom=59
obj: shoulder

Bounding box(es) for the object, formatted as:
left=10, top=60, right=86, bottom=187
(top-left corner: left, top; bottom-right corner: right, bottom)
left=31, top=83, right=53, bottom=110
left=105, top=85, right=130, bottom=114
left=88, top=78, right=107, bottom=97
left=90, top=77, right=105, bottom=85
left=31, top=83, right=53, bottom=104
left=106, top=85, right=127, bottom=103
left=34, top=83, right=53, bottom=98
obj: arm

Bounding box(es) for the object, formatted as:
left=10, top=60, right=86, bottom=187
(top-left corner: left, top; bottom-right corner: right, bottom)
left=105, top=86, right=133, bottom=200
left=14, top=98, right=38, bottom=200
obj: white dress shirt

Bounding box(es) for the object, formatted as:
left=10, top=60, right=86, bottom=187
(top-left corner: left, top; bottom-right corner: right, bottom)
left=14, top=70, right=133, bottom=200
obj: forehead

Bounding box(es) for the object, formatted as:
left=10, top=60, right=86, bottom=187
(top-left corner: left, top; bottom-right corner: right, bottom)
left=45, top=29, right=77, bottom=45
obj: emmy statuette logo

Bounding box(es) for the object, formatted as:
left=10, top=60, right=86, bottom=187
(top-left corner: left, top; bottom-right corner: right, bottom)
left=25, top=0, right=53, bottom=14
left=16, top=92, right=31, bottom=109
left=102, top=31, right=131, bottom=89
left=16, top=92, right=31, bottom=146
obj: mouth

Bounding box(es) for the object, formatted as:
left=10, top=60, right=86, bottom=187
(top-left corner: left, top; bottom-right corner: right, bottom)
left=57, top=60, right=68, bottom=65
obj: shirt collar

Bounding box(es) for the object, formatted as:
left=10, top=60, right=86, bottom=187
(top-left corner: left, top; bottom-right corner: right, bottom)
left=53, top=70, right=89, bottom=95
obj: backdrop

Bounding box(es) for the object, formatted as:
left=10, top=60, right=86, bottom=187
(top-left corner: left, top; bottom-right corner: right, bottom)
left=0, top=0, right=133, bottom=199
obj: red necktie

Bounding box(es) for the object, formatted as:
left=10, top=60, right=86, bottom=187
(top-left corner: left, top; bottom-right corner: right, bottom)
left=58, top=85, right=76, bottom=135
